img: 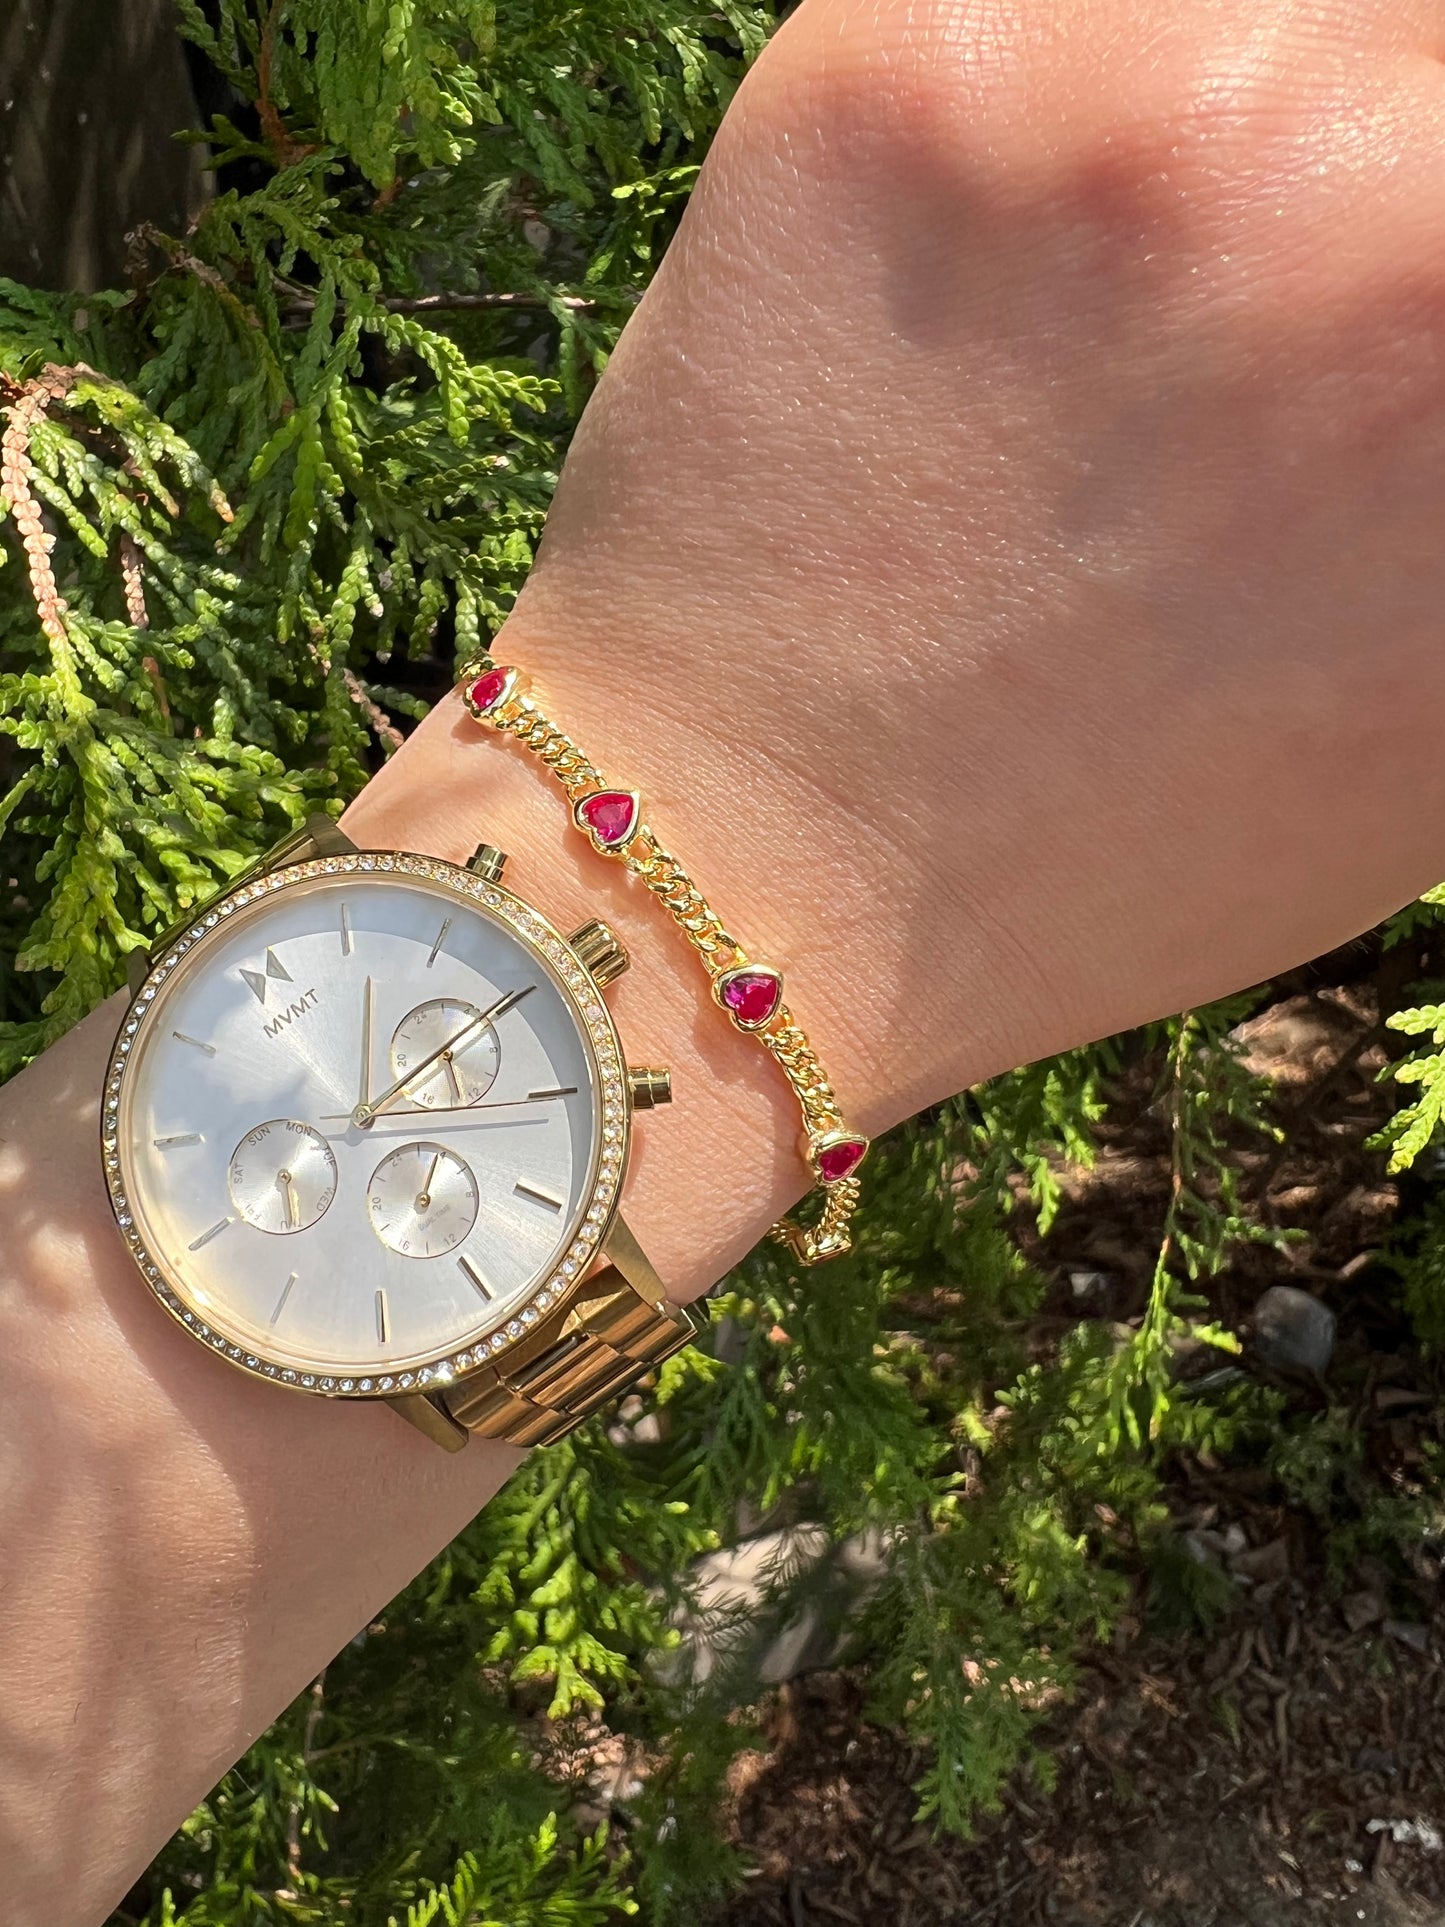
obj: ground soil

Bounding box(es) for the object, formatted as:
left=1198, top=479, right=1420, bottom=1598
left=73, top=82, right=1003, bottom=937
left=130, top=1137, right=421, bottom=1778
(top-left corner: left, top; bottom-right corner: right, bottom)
left=706, top=954, right=1445, bottom=1927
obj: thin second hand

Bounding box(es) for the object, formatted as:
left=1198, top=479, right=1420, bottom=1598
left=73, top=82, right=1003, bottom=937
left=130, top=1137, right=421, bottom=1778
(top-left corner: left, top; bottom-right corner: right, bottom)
left=318, top=1093, right=564, bottom=1124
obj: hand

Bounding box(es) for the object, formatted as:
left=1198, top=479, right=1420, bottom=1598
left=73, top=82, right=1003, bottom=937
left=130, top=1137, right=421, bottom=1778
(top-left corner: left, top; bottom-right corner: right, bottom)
left=576, top=0, right=1445, bottom=1062
left=347, top=0, right=1445, bottom=1279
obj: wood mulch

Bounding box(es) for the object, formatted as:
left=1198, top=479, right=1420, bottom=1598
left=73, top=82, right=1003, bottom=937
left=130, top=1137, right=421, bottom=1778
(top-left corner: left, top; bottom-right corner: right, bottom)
left=711, top=1602, right=1445, bottom=1927
left=708, top=953, right=1445, bottom=1927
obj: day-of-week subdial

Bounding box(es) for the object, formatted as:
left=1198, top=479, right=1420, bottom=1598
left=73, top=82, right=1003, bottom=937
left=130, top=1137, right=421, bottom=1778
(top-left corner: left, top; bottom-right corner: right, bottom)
left=389, top=997, right=501, bottom=1109
left=367, top=1141, right=479, bottom=1259
left=227, top=1120, right=337, bottom=1235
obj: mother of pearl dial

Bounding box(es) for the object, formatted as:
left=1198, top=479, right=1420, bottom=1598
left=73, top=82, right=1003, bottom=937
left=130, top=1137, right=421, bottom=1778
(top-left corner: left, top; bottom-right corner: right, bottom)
left=108, top=860, right=620, bottom=1382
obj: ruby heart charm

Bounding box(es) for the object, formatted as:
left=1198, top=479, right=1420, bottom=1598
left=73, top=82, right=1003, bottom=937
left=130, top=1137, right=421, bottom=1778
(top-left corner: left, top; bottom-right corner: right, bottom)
left=465, top=663, right=521, bottom=716
left=811, top=1130, right=869, bottom=1186
left=574, top=788, right=641, bottom=850
left=714, top=963, right=783, bottom=1030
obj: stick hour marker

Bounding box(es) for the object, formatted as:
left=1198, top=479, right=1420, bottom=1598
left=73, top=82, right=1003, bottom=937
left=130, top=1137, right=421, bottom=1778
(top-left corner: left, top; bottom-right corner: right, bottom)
left=188, top=1217, right=233, bottom=1250
left=375, top=1288, right=389, bottom=1344
left=340, top=904, right=353, bottom=956
left=527, top=1086, right=578, bottom=1101
left=426, top=918, right=452, bottom=968
left=153, top=1132, right=202, bottom=1150
left=270, top=1271, right=299, bottom=1325
left=514, top=1180, right=564, bottom=1213
left=458, top=1254, right=493, bottom=1300
left=172, top=1031, right=216, bottom=1055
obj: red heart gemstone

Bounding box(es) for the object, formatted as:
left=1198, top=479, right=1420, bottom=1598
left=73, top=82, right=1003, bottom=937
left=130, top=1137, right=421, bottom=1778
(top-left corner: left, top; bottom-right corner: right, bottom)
left=468, top=665, right=512, bottom=712
left=816, top=1137, right=868, bottom=1185
left=718, top=967, right=782, bottom=1028
left=576, top=789, right=639, bottom=847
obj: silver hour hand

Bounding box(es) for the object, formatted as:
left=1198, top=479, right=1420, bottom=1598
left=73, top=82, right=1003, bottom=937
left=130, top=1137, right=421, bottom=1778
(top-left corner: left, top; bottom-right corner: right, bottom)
left=358, top=975, right=373, bottom=1111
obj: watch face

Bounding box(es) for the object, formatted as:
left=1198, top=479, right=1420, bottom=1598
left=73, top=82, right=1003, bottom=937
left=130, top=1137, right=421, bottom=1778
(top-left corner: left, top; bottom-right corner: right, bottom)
left=102, top=852, right=630, bottom=1394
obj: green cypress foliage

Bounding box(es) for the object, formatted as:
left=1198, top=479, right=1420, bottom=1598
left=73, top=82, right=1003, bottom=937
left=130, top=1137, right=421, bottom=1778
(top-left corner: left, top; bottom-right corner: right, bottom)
left=3, top=7, right=1445, bottom=1924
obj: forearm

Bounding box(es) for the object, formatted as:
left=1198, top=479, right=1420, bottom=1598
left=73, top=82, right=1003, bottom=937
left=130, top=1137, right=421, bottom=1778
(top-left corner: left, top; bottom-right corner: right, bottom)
left=0, top=623, right=975, bottom=1923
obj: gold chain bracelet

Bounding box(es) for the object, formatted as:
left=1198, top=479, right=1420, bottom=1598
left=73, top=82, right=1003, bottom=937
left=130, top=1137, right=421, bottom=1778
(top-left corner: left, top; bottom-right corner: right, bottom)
left=460, top=657, right=868, bottom=1264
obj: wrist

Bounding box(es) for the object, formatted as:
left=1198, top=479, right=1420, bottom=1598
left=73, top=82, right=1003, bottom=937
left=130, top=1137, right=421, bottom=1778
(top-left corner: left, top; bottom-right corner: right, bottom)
left=341, top=623, right=885, bottom=1297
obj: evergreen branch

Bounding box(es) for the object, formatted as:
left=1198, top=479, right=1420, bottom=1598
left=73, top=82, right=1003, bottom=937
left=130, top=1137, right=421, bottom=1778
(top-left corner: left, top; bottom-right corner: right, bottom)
left=280, top=286, right=601, bottom=316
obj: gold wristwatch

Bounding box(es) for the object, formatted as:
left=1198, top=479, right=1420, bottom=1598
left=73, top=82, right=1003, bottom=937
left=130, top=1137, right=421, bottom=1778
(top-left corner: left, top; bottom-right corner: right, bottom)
left=101, top=815, right=704, bottom=1452
left=103, top=657, right=869, bottom=1452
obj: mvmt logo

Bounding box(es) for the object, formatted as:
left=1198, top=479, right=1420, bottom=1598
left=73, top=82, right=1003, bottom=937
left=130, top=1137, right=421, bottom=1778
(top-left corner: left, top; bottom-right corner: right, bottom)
left=242, top=949, right=320, bottom=1038
left=240, top=947, right=292, bottom=1004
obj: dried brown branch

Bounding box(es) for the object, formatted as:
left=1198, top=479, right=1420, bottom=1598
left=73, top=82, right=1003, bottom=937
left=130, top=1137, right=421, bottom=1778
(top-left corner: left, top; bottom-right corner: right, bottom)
left=256, top=0, right=317, bottom=169
left=342, top=668, right=405, bottom=751
left=119, top=533, right=148, bottom=630
left=0, top=364, right=80, bottom=646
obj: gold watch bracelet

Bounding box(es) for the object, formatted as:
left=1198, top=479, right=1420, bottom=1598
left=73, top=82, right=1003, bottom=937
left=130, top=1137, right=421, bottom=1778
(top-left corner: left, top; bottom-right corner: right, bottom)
left=461, top=658, right=869, bottom=1264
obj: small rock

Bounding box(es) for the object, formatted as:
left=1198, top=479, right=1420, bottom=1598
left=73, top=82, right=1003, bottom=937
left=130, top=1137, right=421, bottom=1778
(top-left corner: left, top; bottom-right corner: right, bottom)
left=1250, top=1285, right=1337, bottom=1375
left=1354, top=1747, right=1398, bottom=1776
left=1341, top=1590, right=1387, bottom=1633
left=710, top=1315, right=749, bottom=1367
left=659, top=1524, right=890, bottom=1691
left=1366, top=1818, right=1443, bottom=1852
left=1230, top=1538, right=1291, bottom=1584
left=1069, top=1268, right=1110, bottom=1299
left=1385, top=1619, right=1430, bottom=1654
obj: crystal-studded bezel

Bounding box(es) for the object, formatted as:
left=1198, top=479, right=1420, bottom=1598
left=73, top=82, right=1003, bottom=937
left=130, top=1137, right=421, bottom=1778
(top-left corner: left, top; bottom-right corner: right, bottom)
left=100, top=849, right=631, bottom=1398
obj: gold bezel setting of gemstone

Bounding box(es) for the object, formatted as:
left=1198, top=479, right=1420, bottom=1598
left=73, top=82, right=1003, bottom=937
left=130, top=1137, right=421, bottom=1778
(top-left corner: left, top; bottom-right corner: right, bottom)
left=100, top=850, right=630, bottom=1397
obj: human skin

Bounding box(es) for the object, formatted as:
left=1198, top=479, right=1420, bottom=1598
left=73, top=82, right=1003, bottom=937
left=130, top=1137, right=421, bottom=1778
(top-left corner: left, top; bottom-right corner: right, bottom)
left=6, top=0, right=1445, bottom=1917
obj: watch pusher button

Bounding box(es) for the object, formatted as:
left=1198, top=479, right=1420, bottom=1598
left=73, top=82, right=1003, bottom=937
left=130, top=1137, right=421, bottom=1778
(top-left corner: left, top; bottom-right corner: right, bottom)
left=627, top=1066, right=672, bottom=1110
left=567, top=918, right=629, bottom=987
left=466, top=843, right=509, bottom=882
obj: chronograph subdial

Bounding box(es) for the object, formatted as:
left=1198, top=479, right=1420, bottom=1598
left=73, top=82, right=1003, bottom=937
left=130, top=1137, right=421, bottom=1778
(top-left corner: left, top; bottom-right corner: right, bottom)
left=366, top=1141, right=480, bottom=1259
left=389, top=997, right=501, bottom=1110
left=227, top=1119, right=337, bottom=1235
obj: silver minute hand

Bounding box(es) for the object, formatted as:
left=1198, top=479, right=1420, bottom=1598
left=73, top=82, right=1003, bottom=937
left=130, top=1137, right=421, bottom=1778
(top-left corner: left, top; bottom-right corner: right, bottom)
left=351, top=984, right=533, bottom=1127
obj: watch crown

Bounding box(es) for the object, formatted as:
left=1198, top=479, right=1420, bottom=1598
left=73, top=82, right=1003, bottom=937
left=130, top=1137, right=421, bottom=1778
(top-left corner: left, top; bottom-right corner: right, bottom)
left=567, top=918, right=629, bottom=988
left=467, top=843, right=509, bottom=883
left=627, top=1066, right=672, bottom=1110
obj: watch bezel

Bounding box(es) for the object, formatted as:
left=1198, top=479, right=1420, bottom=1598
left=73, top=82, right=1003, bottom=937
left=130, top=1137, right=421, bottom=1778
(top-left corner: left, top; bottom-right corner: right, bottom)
left=100, top=849, right=631, bottom=1398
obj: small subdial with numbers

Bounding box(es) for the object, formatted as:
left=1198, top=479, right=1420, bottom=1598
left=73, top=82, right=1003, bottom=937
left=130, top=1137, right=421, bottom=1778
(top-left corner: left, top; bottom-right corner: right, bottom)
left=366, top=1141, right=479, bottom=1259
left=389, top=997, right=501, bottom=1109
left=227, top=1120, right=337, bottom=1234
